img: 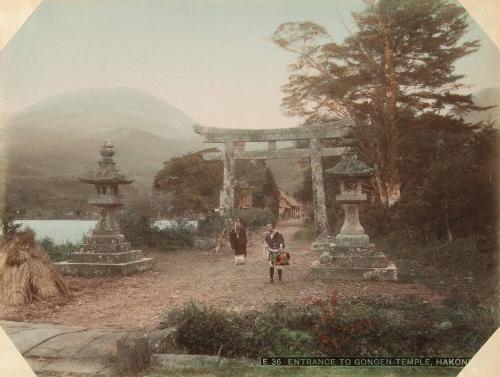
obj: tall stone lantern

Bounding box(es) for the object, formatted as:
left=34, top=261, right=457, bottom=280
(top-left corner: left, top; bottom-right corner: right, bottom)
left=329, top=150, right=375, bottom=248
left=311, top=149, right=398, bottom=281
left=81, top=141, right=132, bottom=236
left=56, top=141, right=153, bottom=277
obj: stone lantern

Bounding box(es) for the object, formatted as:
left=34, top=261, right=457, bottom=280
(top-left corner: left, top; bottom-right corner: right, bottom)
left=56, top=141, right=153, bottom=277
left=81, top=141, right=132, bottom=236
left=311, top=149, right=397, bottom=281
left=328, top=149, right=374, bottom=248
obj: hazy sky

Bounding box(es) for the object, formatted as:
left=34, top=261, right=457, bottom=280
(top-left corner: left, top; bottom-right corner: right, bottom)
left=0, top=0, right=498, bottom=129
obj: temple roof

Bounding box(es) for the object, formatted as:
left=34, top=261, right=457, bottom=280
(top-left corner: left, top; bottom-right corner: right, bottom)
left=279, top=190, right=302, bottom=208
left=79, top=141, right=134, bottom=184
left=326, top=151, right=375, bottom=178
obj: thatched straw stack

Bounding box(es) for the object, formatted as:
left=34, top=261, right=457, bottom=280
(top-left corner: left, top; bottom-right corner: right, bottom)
left=0, top=229, right=69, bottom=305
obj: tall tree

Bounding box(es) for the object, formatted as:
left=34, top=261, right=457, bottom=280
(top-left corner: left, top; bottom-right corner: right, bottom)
left=271, top=0, right=483, bottom=205
left=255, top=167, right=281, bottom=214
left=153, top=149, right=223, bottom=216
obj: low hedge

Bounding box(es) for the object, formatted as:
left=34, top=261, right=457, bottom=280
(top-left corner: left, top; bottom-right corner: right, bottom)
left=170, top=295, right=497, bottom=359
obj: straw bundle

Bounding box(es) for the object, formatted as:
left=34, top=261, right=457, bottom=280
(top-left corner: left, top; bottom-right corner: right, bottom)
left=0, top=229, right=69, bottom=305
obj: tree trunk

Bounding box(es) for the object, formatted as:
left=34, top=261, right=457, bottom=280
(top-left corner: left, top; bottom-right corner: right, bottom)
left=374, top=167, right=401, bottom=206
left=443, top=195, right=453, bottom=242
left=378, top=12, right=402, bottom=206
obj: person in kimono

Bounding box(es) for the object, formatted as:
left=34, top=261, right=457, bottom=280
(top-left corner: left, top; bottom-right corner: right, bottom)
left=229, top=217, right=247, bottom=264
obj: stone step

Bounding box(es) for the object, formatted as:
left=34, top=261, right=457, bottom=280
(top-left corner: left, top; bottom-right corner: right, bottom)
left=311, top=262, right=398, bottom=281
left=55, top=257, right=154, bottom=277
left=81, top=242, right=131, bottom=253
left=27, top=357, right=113, bottom=376
left=68, top=250, right=143, bottom=264
left=331, top=255, right=388, bottom=268
left=150, top=353, right=254, bottom=371
left=0, top=320, right=124, bottom=376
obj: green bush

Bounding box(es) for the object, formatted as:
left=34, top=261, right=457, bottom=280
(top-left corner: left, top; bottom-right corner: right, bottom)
left=172, top=296, right=497, bottom=360
left=151, top=226, right=195, bottom=251
left=173, top=302, right=319, bottom=359
left=120, top=207, right=194, bottom=250
left=39, top=237, right=79, bottom=262
left=197, top=213, right=225, bottom=236
left=312, top=295, right=497, bottom=357
left=233, top=208, right=277, bottom=230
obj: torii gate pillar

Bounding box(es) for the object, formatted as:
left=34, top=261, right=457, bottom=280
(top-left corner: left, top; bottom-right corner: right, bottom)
left=310, top=138, right=331, bottom=251
left=221, top=141, right=236, bottom=215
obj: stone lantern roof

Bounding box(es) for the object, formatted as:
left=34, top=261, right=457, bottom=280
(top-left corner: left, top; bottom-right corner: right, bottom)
left=326, top=150, right=375, bottom=178
left=79, top=141, right=134, bottom=185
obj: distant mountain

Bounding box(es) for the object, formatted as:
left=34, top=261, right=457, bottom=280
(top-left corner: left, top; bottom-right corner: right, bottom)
left=1, top=87, right=204, bottom=218
left=464, top=87, right=500, bottom=125
left=11, top=87, right=198, bottom=140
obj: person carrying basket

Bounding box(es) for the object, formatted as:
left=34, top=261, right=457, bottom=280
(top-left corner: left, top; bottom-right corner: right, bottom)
left=264, top=223, right=289, bottom=283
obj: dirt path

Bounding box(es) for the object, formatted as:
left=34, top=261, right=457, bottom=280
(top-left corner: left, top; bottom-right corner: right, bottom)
left=0, top=221, right=444, bottom=330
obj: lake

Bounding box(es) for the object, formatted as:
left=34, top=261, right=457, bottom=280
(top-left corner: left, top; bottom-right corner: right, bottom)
left=11, top=219, right=198, bottom=244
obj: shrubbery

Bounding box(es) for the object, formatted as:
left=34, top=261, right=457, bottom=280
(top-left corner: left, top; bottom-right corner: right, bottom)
left=39, top=237, right=79, bottom=262
left=172, top=295, right=497, bottom=359
left=119, top=207, right=194, bottom=250
left=233, top=208, right=277, bottom=230
left=197, top=213, right=225, bottom=236
left=173, top=301, right=319, bottom=358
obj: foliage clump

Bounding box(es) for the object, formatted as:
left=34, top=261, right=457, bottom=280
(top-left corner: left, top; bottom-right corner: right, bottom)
left=119, top=204, right=194, bottom=250
left=39, top=238, right=79, bottom=262
left=233, top=208, right=277, bottom=230
left=172, top=294, right=497, bottom=360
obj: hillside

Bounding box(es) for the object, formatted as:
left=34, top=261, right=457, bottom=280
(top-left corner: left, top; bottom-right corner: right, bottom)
left=11, top=87, right=198, bottom=139
left=1, top=87, right=203, bottom=218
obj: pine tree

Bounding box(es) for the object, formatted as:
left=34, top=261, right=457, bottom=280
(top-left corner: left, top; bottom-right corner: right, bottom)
left=271, top=0, right=483, bottom=205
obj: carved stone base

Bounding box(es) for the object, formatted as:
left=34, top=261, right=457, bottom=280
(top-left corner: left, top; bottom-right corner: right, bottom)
left=56, top=256, right=154, bottom=277
left=310, top=235, right=333, bottom=252
left=67, top=250, right=143, bottom=264
left=57, top=232, right=154, bottom=277
left=335, top=234, right=370, bottom=248
left=311, top=262, right=398, bottom=281
left=80, top=233, right=131, bottom=253
left=311, top=244, right=398, bottom=281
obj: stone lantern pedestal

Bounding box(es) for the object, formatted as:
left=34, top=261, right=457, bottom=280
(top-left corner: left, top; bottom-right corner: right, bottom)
left=56, top=142, right=153, bottom=277
left=311, top=151, right=397, bottom=281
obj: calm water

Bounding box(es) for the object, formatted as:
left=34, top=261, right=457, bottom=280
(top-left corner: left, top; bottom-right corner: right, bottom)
left=14, top=220, right=97, bottom=244
left=12, top=219, right=198, bottom=244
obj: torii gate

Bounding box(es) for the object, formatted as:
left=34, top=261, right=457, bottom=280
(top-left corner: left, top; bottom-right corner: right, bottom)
left=193, top=120, right=353, bottom=248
